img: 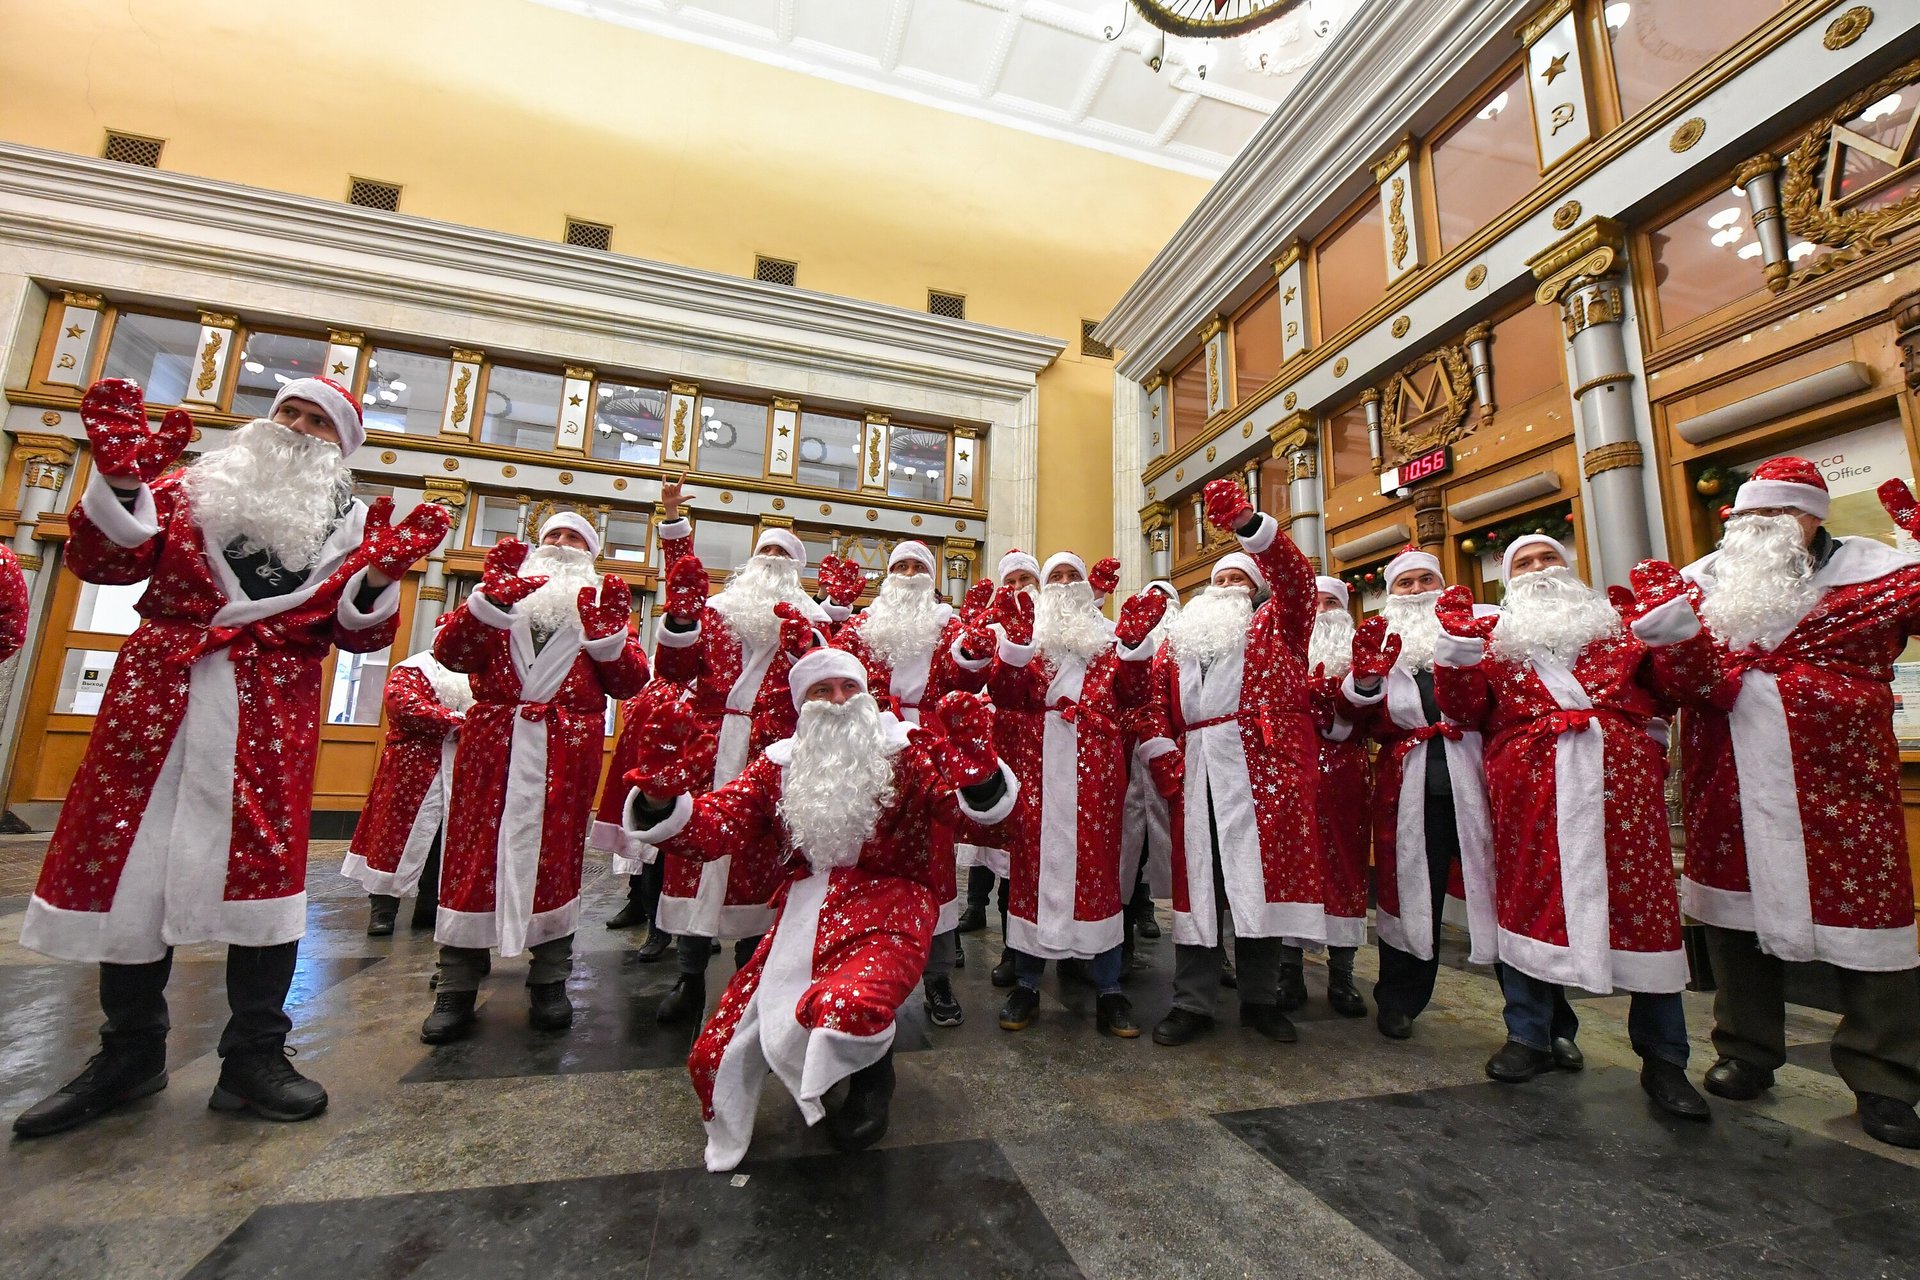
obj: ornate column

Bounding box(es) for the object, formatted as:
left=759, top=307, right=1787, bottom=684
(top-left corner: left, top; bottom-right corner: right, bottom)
left=1893, top=288, right=1920, bottom=392
left=1373, top=138, right=1423, bottom=285
left=1735, top=153, right=1791, bottom=294
left=1412, top=486, right=1447, bottom=553
left=9, top=434, right=75, bottom=578
left=1139, top=502, right=1173, bottom=581
left=1527, top=216, right=1652, bottom=588
left=1361, top=388, right=1384, bottom=469
left=1463, top=322, right=1495, bottom=425
left=942, top=536, right=979, bottom=599
left=409, top=478, right=468, bottom=652
left=1270, top=411, right=1325, bottom=569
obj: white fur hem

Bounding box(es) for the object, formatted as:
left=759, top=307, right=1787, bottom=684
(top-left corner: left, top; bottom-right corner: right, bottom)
left=954, top=763, right=1019, bottom=826
left=1682, top=878, right=1919, bottom=970
left=1006, top=910, right=1121, bottom=961
left=796, top=1023, right=897, bottom=1126
left=1433, top=631, right=1485, bottom=668
left=434, top=899, right=579, bottom=956
left=1116, top=633, right=1157, bottom=662
left=466, top=586, right=515, bottom=629
left=337, top=566, right=401, bottom=631
left=1135, top=736, right=1177, bottom=763
left=340, top=850, right=409, bottom=897
left=658, top=517, right=692, bottom=540
left=19, top=891, right=305, bottom=965
left=582, top=629, right=628, bottom=662
left=1630, top=594, right=1702, bottom=647
left=949, top=636, right=992, bottom=671
left=655, top=619, right=701, bottom=648
left=623, top=790, right=693, bottom=843
left=1238, top=512, right=1278, bottom=555
left=1340, top=672, right=1387, bottom=706
left=1321, top=912, right=1368, bottom=949
left=1495, top=927, right=1689, bottom=995
left=80, top=470, right=160, bottom=548
left=997, top=634, right=1036, bottom=667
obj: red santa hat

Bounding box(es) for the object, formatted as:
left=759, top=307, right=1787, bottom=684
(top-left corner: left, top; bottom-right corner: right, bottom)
left=1501, top=533, right=1569, bottom=581
left=271, top=376, right=365, bottom=456
left=787, top=647, right=868, bottom=711
left=1733, top=456, right=1829, bottom=520
left=1211, top=551, right=1268, bottom=594
left=1315, top=575, right=1349, bottom=608
left=538, top=510, right=602, bottom=557
left=887, top=540, right=936, bottom=574
left=997, top=548, right=1040, bottom=582
left=1042, top=551, right=1087, bottom=583
left=1384, top=545, right=1444, bottom=590
left=754, top=526, right=806, bottom=563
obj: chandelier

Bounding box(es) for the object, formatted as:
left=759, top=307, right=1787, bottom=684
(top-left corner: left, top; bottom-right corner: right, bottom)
left=1127, top=0, right=1315, bottom=40
left=1107, top=0, right=1347, bottom=78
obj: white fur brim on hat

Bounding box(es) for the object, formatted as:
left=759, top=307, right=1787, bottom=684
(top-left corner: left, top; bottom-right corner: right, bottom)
left=1314, top=575, right=1348, bottom=608
left=1733, top=478, right=1829, bottom=520
left=1041, top=551, right=1087, bottom=582
left=889, top=540, right=936, bottom=574
left=1212, top=551, right=1268, bottom=593
left=756, top=527, right=806, bottom=563
left=1384, top=549, right=1443, bottom=590
left=1500, top=534, right=1569, bottom=580
left=539, top=510, right=602, bottom=557
left=1145, top=579, right=1178, bottom=600
left=271, top=377, right=364, bottom=456
left=787, top=647, right=867, bottom=710
left=997, top=550, right=1039, bottom=582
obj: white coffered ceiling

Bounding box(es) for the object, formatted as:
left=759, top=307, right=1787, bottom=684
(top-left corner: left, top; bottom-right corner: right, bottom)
left=526, top=0, right=1360, bottom=177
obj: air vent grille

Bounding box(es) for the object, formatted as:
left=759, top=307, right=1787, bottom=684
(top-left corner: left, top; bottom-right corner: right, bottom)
left=754, top=256, right=798, bottom=287
left=102, top=132, right=163, bottom=167
left=1081, top=320, right=1114, bottom=360
left=928, top=291, right=967, bottom=320
left=564, top=218, right=612, bottom=250
left=346, top=178, right=402, bottom=211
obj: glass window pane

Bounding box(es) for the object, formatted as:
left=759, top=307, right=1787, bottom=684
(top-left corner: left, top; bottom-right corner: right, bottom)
left=590, top=382, right=664, bottom=465
left=697, top=397, right=769, bottom=478
left=56, top=649, right=120, bottom=715
left=1430, top=67, right=1537, bottom=254
left=1232, top=288, right=1285, bottom=403
left=1327, top=401, right=1374, bottom=488
left=1170, top=351, right=1210, bottom=449
left=472, top=495, right=522, bottom=548
left=887, top=427, right=947, bottom=502
left=480, top=366, right=563, bottom=452
left=101, top=313, right=201, bottom=404
left=328, top=647, right=390, bottom=725
left=1830, top=82, right=1920, bottom=212
left=363, top=349, right=450, bottom=436
left=72, top=580, right=146, bottom=636
left=691, top=519, right=755, bottom=567
left=1489, top=304, right=1566, bottom=410
left=796, top=412, right=861, bottom=490
left=231, top=332, right=331, bottom=418
left=794, top=528, right=839, bottom=581
left=605, top=512, right=649, bottom=564
left=1606, top=0, right=1779, bottom=120
left=1314, top=203, right=1388, bottom=340
left=1648, top=186, right=1770, bottom=332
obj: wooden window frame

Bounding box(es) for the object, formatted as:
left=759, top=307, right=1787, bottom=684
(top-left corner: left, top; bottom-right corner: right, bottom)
left=1418, top=56, right=1538, bottom=257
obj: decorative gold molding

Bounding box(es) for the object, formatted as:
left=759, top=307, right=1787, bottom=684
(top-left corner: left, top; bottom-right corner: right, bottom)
left=1891, top=288, right=1920, bottom=391
left=1272, top=241, right=1303, bottom=273
left=1139, top=501, right=1174, bottom=532
left=1550, top=199, right=1583, bottom=231
left=451, top=348, right=485, bottom=363
left=1823, top=6, right=1872, bottom=50
left=1462, top=322, right=1492, bottom=345
left=1571, top=370, right=1634, bottom=399
left=449, top=366, right=472, bottom=427
left=1528, top=215, right=1627, bottom=304
left=1412, top=486, right=1448, bottom=548
left=1143, top=373, right=1166, bottom=394
left=501, top=465, right=517, bottom=478
left=1669, top=117, right=1706, bottom=153
left=1732, top=152, right=1779, bottom=187
left=193, top=329, right=224, bottom=396
left=1205, top=345, right=1220, bottom=407
left=1268, top=411, right=1316, bottom=459
left=1582, top=441, right=1644, bottom=478
left=1562, top=280, right=1626, bottom=340
left=1283, top=391, right=1298, bottom=410
left=564, top=365, right=594, bottom=380
left=61, top=291, right=103, bottom=309
left=39, top=411, right=59, bottom=427
left=14, top=552, right=42, bottom=573
left=327, top=329, right=365, bottom=348
left=1778, top=55, right=1920, bottom=289
left=1378, top=343, right=1476, bottom=463
left=417, top=585, right=447, bottom=602
left=1333, top=357, right=1349, bottom=377
left=1387, top=175, right=1411, bottom=272
left=1198, top=317, right=1226, bottom=342
left=1370, top=137, right=1413, bottom=185
left=197, top=311, right=236, bottom=329
left=14, top=432, right=76, bottom=490
left=1517, top=0, right=1574, bottom=46
left=1465, top=264, right=1487, bottom=290
left=1390, top=315, right=1411, bottom=338
left=772, top=397, right=800, bottom=413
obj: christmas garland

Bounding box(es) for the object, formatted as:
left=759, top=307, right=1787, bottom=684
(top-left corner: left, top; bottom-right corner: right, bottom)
left=1455, top=503, right=1576, bottom=559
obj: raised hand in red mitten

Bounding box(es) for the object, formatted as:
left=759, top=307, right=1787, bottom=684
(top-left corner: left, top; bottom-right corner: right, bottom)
left=1149, top=748, right=1183, bottom=800
left=929, top=691, right=998, bottom=787
left=774, top=601, right=818, bottom=658
left=1623, top=558, right=1692, bottom=627
left=81, top=378, right=194, bottom=484
left=958, top=578, right=995, bottom=625
left=665, top=556, right=709, bottom=621
left=481, top=537, right=544, bottom=608
left=994, top=586, right=1035, bottom=647
left=1881, top=479, right=1920, bottom=541
left=1115, top=588, right=1168, bottom=647
left=1202, top=477, right=1254, bottom=532
left=625, top=697, right=716, bottom=800
left=817, top=555, right=866, bottom=607
left=578, top=574, right=633, bottom=641
left=1607, top=584, right=1635, bottom=613
left=1088, top=557, right=1121, bottom=597
left=360, top=497, right=451, bottom=581
left=1434, top=585, right=1478, bottom=638
left=1350, top=615, right=1402, bottom=686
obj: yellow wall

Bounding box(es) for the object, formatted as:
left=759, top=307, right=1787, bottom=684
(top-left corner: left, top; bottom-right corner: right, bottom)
left=0, top=0, right=1210, bottom=561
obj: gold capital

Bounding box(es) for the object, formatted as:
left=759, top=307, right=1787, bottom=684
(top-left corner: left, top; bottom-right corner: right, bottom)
left=197, top=311, right=237, bottom=329
left=451, top=348, right=485, bottom=364
left=564, top=365, right=594, bottom=381
left=1370, top=138, right=1413, bottom=185
left=1517, top=0, right=1574, bottom=45
left=1526, top=215, right=1627, bottom=305
left=61, top=291, right=103, bottom=310
left=327, top=329, right=365, bottom=348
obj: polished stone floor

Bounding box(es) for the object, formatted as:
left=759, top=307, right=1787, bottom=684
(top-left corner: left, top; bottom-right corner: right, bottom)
left=4, top=840, right=1920, bottom=1279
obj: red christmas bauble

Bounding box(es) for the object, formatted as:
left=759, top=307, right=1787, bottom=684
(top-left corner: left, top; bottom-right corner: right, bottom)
left=1717, top=505, right=1734, bottom=522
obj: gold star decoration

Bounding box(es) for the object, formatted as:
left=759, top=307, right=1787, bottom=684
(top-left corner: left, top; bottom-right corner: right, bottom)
left=957, top=449, right=970, bottom=462
left=1282, top=286, right=1296, bottom=305
left=777, top=425, right=790, bottom=437
left=1541, top=52, right=1568, bottom=85
left=568, top=393, right=582, bottom=406
left=64, top=324, right=85, bottom=338
left=331, top=361, right=348, bottom=374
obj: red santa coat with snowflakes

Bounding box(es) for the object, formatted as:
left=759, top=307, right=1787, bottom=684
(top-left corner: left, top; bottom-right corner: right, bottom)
left=0, top=545, right=28, bottom=665
left=832, top=607, right=991, bottom=932
left=1135, top=514, right=1325, bottom=947
left=432, top=589, right=647, bottom=955
left=1310, top=675, right=1371, bottom=949
left=21, top=472, right=401, bottom=963
left=649, top=517, right=829, bottom=939
left=591, top=677, right=685, bottom=874
left=1680, top=538, right=1920, bottom=971
left=991, top=622, right=1154, bottom=960
left=341, top=656, right=467, bottom=897
left=623, top=721, right=1017, bottom=1172
left=1431, top=598, right=1709, bottom=993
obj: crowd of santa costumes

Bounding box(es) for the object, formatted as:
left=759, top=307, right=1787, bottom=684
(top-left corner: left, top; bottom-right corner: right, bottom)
left=13, top=376, right=1920, bottom=1166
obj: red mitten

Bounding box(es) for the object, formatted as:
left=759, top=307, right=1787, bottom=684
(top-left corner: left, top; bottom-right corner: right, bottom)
left=958, top=578, right=996, bottom=625
left=624, top=698, right=716, bottom=799
left=1607, top=584, right=1635, bottom=613
left=1350, top=616, right=1402, bottom=685
left=994, top=587, right=1035, bottom=647
left=1434, top=585, right=1478, bottom=638
left=1115, top=589, right=1169, bottom=647
left=1149, top=749, right=1183, bottom=800
left=665, top=556, right=709, bottom=620
left=931, top=691, right=997, bottom=787
left=1202, top=477, right=1254, bottom=532
left=579, top=574, right=633, bottom=641
left=81, top=378, right=194, bottom=484
left=774, top=602, right=818, bottom=658
left=1088, top=557, right=1121, bottom=597
left=481, top=537, right=544, bottom=607
left=360, top=497, right=451, bottom=580
left=1880, top=479, right=1920, bottom=540
left=818, top=555, right=866, bottom=607
left=1625, top=558, right=1689, bottom=624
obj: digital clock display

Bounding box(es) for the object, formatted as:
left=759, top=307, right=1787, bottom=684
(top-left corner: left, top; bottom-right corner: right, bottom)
left=1379, top=445, right=1452, bottom=495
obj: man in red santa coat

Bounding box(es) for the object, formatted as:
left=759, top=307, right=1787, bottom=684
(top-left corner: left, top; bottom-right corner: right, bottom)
left=592, top=672, right=681, bottom=963
left=649, top=479, right=832, bottom=1025
left=1137, top=479, right=1323, bottom=1047
left=418, top=511, right=648, bottom=1042
left=989, top=551, right=1165, bottom=1038
left=1430, top=535, right=1711, bottom=1118
left=1118, top=578, right=1180, bottom=956
left=1283, top=575, right=1370, bottom=1019
left=1342, top=547, right=1498, bottom=1041
left=341, top=626, right=471, bottom=936
left=0, top=544, right=27, bottom=667
left=1677, top=458, right=1920, bottom=1148
left=15, top=376, right=447, bottom=1137
left=831, top=538, right=995, bottom=1027
left=622, top=648, right=1016, bottom=1171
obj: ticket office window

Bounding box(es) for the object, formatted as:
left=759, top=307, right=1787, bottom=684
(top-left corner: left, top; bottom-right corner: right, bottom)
left=99, top=311, right=201, bottom=405
left=363, top=349, right=452, bottom=436
left=1169, top=352, right=1210, bottom=450
left=1313, top=200, right=1389, bottom=342
left=1600, top=0, right=1783, bottom=123
left=1233, top=287, right=1286, bottom=404
left=1428, top=64, right=1536, bottom=253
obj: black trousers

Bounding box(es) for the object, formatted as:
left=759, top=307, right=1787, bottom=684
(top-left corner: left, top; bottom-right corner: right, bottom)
left=410, top=832, right=443, bottom=929
left=966, top=864, right=995, bottom=909
left=625, top=859, right=664, bottom=921
left=676, top=933, right=763, bottom=976
left=100, top=942, right=299, bottom=1059
left=1373, top=786, right=1462, bottom=1020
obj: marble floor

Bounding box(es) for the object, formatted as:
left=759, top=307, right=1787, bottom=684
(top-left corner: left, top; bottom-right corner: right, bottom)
left=4, top=841, right=1920, bottom=1279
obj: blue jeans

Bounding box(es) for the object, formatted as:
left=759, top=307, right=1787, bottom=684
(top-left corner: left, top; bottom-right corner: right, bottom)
left=1015, top=945, right=1124, bottom=996
left=1499, top=965, right=1689, bottom=1067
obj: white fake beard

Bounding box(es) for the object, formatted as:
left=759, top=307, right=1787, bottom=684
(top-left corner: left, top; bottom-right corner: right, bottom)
left=1308, top=606, right=1355, bottom=679
left=1165, top=585, right=1251, bottom=667
left=711, top=554, right=814, bottom=653
left=1033, top=580, right=1111, bottom=665
left=777, top=693, right=897, bottom=874
left=1382, top=591, right=1443, bottom=673
left=1490, top=566, right=1622, bottom=669
left=411, top=652, right=474, bottom=714
left=181, top=418, right=353, bottom=571
left=516, top=543, right=603, bottom=637
left=1700, top=513, right=1821, bottom=653
left=860, top=572, right=944, bottom=670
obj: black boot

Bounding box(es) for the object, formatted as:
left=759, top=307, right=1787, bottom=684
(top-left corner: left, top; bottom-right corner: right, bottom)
left=991, top=950, right=1017, bottom=988
left=1275, top=964, right=1307, bottom=1012
left=1858, top=1093, right=1920, bottom=1148
left=1136, top=905, right=1161, bottom=940
left=1642, top=1060, right=1711, bottom=1120
left=12, top=1043, right=167, bottom=1138
left=366, top=895, right=399, bottom=937
left=1151, top=1007, right=1213, bottom=1046
left=1376, top=1009, right=1414, bottom=1040
left=421, top=989, right=478, bottom=1044
left=923, top=977, right=964, bottom=1027
left=1325, top=966, right=1367, bottom=1019
left=828, top=1052, right=895, bottom=1152
left=1220, top=952, right=1238, bottom=989
left=1703, top=1056, right=1774, bottom=1100
left=955, top=904, right=987, bottom=933
left=208, top=1047, right=328, bottom=1122
left=529, top=982, right=574, bottom=1031
left=998, top=986, right=1040, bottom=1031
left=953, top=932, right=966, bottom=970
left=657, top=974, right=705, bottom=1025
left=1240, top=1002, right=1298, bottom=1043
left=1551, top=1037, right=1585, bottom=1071
left=635, top=926, right=672, bottom=962
left=1097, top=992, right=1140, bottom=1038
left=605, top=899, right=649, bottom=930
left=1485, top=1040, right=1553, bottom=1083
